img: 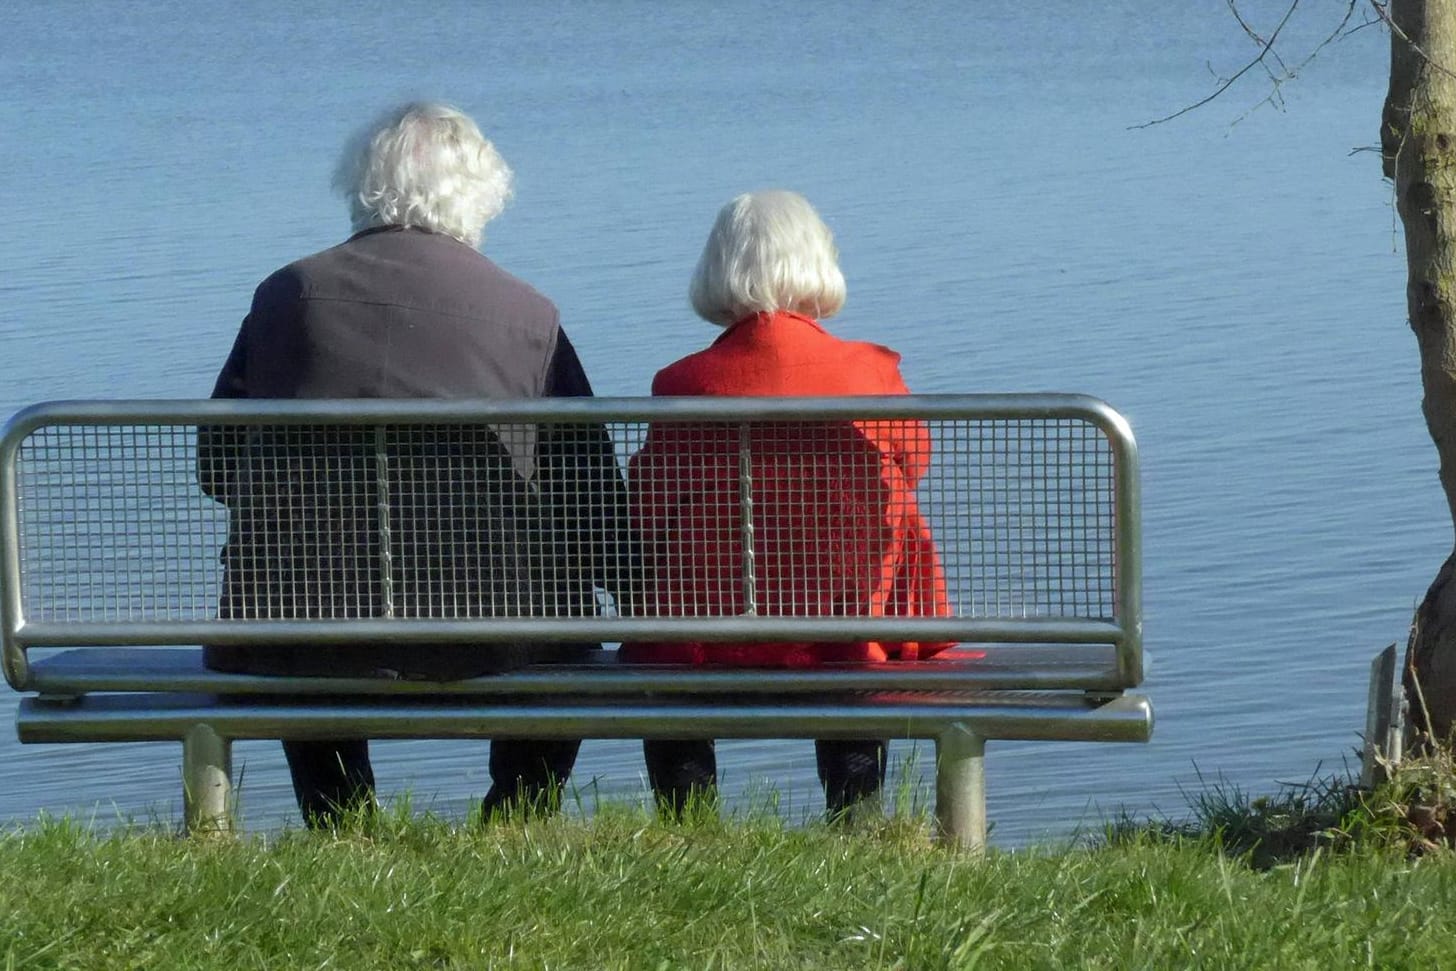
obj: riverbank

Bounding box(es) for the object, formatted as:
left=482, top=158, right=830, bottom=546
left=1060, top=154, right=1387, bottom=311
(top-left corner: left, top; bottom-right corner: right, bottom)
left=4, top=780, right=1453, bottom=970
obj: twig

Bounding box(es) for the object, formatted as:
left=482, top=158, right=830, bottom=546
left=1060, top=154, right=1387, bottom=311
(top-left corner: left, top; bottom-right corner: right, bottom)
left=1130, top=0, right=1303, bottom=129
left=1132, top=0, right=1368, bottom=131
left=1290, top=0, right=1362, bottom=75
left=1228, top=0, right=1292, bottom=75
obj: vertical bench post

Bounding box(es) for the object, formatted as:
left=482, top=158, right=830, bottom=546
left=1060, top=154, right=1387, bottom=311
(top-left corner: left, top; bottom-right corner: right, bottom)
left=936, top=724, right=986, bottom=851
left=737, top=421, right=757, bottom=615
left=182, top=723, right=233, bottom=834
left=375, top=424, right=395, bottom=618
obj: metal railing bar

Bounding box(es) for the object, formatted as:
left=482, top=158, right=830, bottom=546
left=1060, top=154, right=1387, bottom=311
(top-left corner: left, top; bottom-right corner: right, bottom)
left=12, top=618, right=1128, bottom=647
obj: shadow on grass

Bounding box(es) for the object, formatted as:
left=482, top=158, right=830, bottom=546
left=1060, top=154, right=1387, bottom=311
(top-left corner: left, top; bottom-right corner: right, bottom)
left=1099, top=748, right=1456, bottom=868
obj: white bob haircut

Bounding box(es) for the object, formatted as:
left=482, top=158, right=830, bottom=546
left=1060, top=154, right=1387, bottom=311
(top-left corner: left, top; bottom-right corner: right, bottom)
left=688, top=190, right=847, bottom=326
left=333, top=102, right=513, bottom=248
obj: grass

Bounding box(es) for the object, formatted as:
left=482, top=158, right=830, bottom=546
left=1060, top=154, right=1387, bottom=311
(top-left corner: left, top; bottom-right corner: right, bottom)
left=1100, top=745, right=1456, bottom=868
left=5, top=781, right=1456, bottom=971
left=1100, top=767, right=1371, bottom=868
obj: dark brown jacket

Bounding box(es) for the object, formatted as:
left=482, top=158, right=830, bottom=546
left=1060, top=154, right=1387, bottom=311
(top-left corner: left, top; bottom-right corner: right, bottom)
left=200, top=226, right=630, bottom=678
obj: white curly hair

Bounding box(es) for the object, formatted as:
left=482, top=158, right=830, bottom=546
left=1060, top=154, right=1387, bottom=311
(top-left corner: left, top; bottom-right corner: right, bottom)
left=333, top=102, right=513, bottom=248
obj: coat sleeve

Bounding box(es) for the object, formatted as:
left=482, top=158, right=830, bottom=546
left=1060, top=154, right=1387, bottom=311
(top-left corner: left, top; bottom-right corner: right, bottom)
left=543, top=328, right=595, bottom=398
left=197, top=270, right=306, bottom=500
left=535, top=328, right=640, bottom=609
left=875, top=354, right=933, bottom=486
left=210, top=324, right=249, bottom=400
left=197, top=320, right=251, bottom=501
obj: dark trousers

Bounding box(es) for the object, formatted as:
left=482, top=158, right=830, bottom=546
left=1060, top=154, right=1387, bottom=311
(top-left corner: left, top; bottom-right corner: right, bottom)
left=283, top=737, right=581, bottom=827
left=642, top=738, right=887, bottom=818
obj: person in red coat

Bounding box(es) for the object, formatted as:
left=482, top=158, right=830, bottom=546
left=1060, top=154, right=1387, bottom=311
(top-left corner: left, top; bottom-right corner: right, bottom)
left=620, top=189, right=952, bottom=820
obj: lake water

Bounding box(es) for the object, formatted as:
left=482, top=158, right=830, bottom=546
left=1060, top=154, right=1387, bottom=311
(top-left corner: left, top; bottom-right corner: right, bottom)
left=0, top=1, right=1437, bottom=846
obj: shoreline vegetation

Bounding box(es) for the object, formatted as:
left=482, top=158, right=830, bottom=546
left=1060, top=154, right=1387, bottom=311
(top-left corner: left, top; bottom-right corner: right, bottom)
left=6, top=755, right=1456, bottom=969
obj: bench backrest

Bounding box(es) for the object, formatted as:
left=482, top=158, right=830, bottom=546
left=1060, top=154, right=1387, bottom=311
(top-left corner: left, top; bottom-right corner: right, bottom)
left=0, top=395, right=1142, bottom=690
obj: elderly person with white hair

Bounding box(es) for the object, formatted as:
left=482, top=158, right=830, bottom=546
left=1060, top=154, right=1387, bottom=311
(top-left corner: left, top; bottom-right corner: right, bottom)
left=620, top=190, right=953, bottom=821
left=200, top=102, right=629, bottom=827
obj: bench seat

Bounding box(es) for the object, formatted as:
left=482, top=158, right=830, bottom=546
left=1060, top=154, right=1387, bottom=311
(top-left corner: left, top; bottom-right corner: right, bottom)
left=22, top=646, right=1130, bottom=697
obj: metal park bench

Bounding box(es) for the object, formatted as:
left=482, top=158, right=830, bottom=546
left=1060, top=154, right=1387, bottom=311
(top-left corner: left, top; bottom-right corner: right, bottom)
left=0, top=395, right=1152, bottom=849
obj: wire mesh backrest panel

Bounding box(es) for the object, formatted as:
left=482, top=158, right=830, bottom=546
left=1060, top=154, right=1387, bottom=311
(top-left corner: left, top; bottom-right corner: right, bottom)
left=8, top=410, right=1120, bottom=625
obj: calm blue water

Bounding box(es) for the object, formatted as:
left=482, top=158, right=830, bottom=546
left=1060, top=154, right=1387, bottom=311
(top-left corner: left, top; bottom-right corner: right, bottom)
left=0, top=1, right=1436, bottom=846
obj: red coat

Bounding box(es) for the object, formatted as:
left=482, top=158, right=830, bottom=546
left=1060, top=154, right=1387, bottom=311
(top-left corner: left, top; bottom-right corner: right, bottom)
left=619, top=310, right=953, bottom=666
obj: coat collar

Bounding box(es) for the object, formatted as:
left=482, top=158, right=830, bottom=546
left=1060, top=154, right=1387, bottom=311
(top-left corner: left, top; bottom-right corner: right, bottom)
left=349, top=224, right=420, bottom=241
left=347, top=224, right=457, bottom=244
left=715, top=310, right=827, bottom=344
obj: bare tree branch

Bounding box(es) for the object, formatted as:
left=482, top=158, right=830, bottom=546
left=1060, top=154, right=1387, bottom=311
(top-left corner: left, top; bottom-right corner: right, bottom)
left=1345, top=14, right=1384, bottom=37
left=1292, top=0, right=1363, bottom=71
left=1132, top=0, right=1372, bottom=131
left=1228, top=0, right=1293, bottom=75
left=1130, top=0, right=1303, bottom=130
left=1242, top=0, right=1363, bottom=120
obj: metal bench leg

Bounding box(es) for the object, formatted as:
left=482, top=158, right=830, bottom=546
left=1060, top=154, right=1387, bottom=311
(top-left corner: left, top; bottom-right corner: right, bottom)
left=935, top=725, right=986, bottom=851
left=182, top=723, right=233, bottom=835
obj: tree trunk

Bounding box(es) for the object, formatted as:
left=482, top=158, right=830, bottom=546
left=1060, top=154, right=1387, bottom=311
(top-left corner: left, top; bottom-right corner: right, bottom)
left=1388, top=1, right=1456, bottom=746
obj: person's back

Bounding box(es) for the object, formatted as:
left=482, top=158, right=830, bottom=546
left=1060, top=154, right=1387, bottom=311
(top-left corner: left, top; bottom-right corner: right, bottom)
left=232, top=227, right=561, bottom=401
left=650, top=308, right=906, bottom=399
left=635, top=309, right=939, bottom=646
left=629, top=417, right=899, bottom=626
